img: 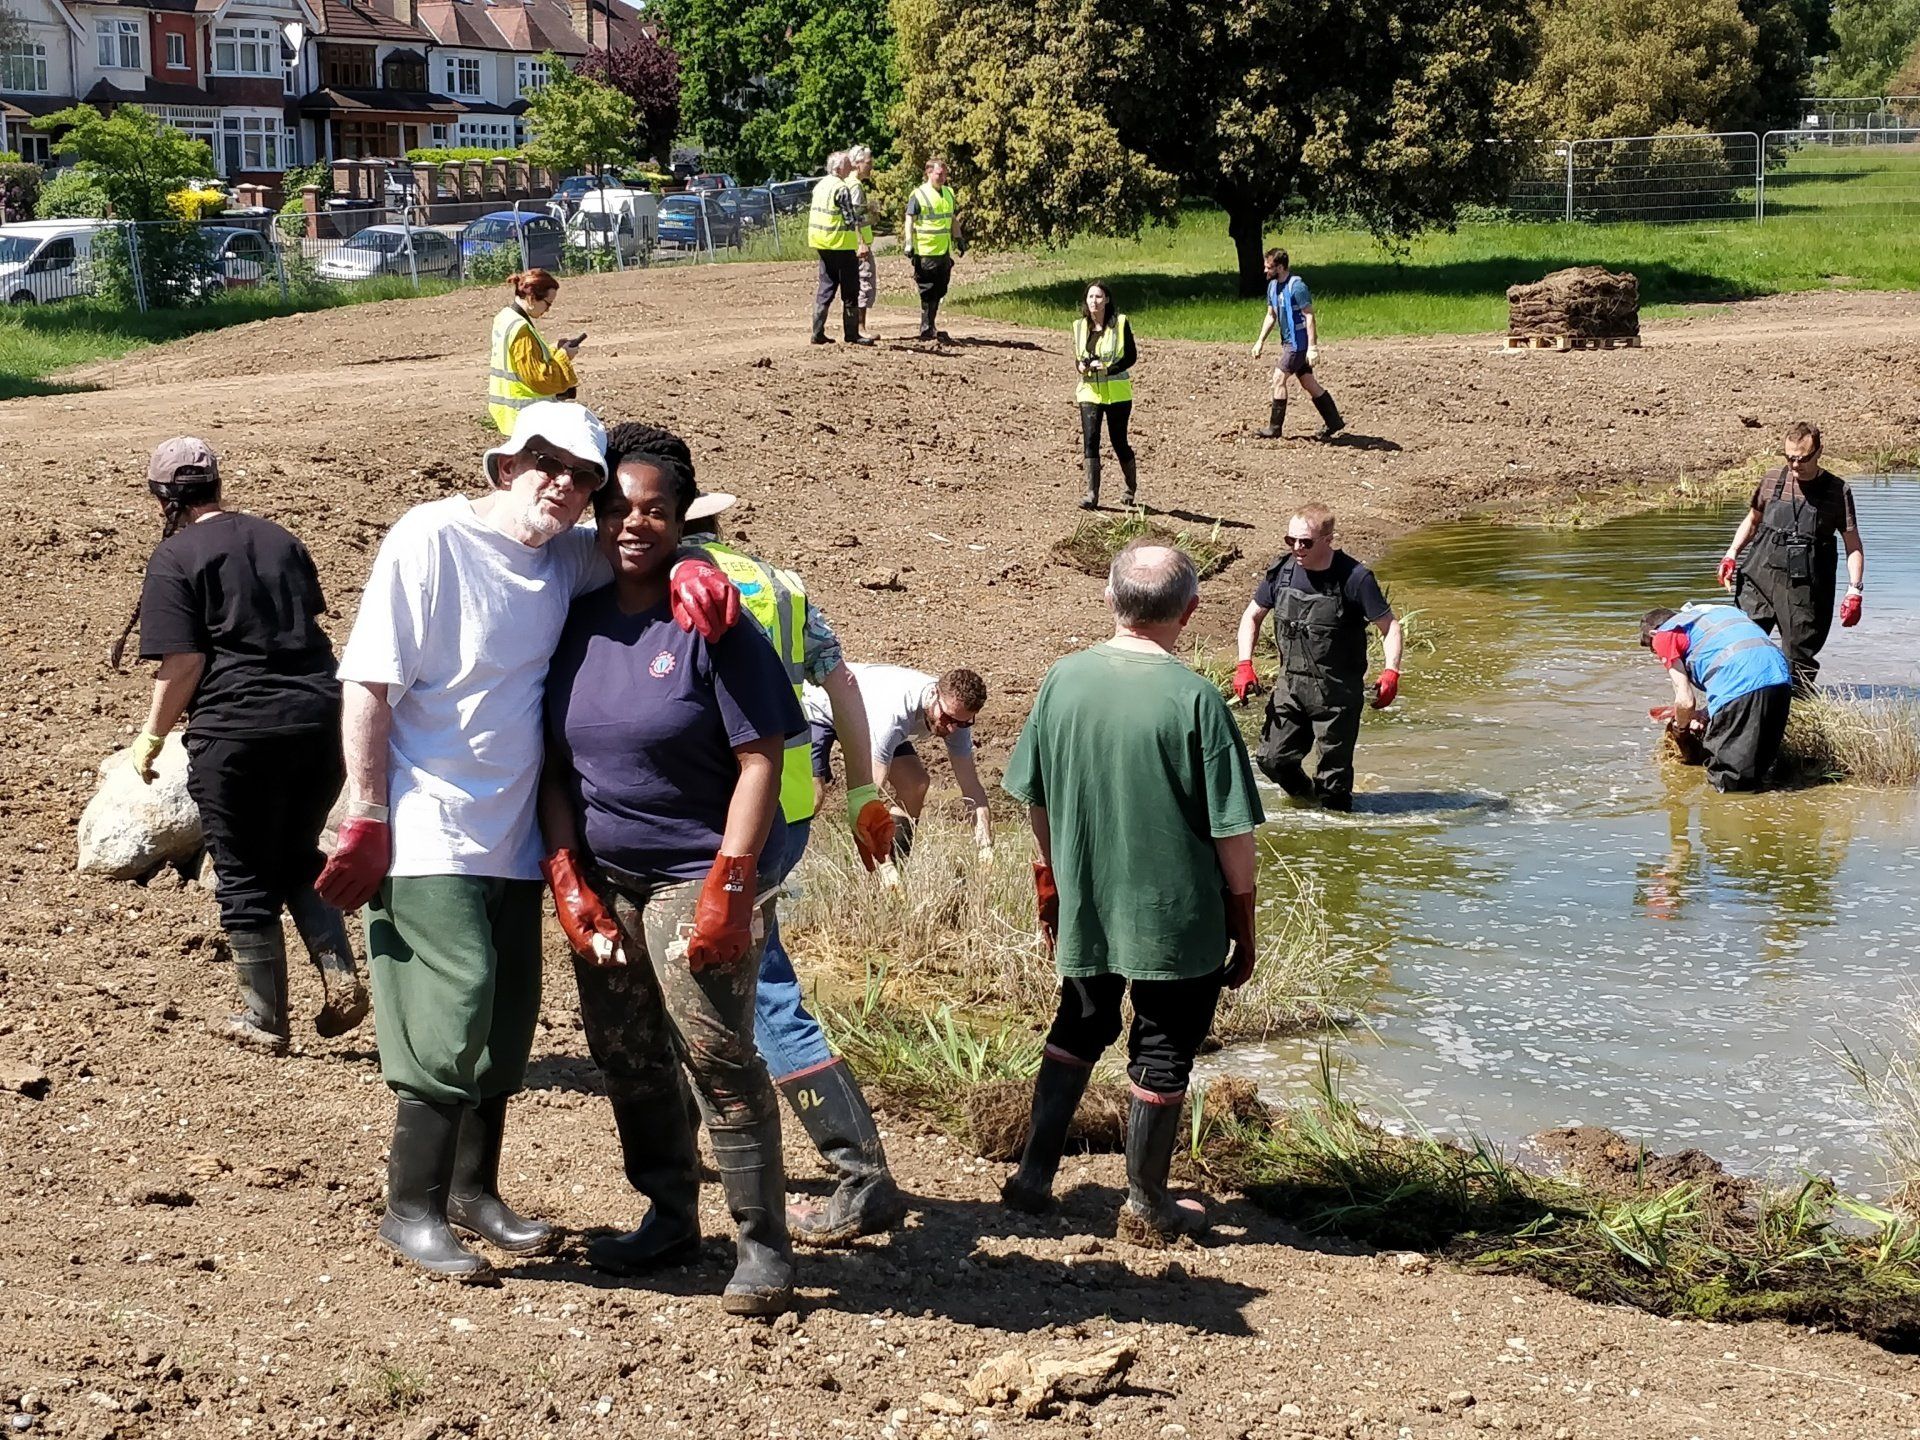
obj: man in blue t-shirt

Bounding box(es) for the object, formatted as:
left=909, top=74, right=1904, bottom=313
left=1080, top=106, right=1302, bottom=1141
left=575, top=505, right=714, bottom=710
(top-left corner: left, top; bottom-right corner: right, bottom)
left=1249, top=248, right=1345, bottom=441
left=1639, top=603, right=1793, bottom=792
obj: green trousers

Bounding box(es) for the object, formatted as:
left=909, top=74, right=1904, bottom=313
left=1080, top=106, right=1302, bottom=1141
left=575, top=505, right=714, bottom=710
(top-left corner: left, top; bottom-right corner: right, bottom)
left=365, top=875, right=543, bottom=1106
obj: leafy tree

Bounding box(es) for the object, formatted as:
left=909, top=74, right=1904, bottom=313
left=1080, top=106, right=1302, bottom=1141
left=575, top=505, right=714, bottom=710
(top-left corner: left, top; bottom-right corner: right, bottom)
left=1519, top=0, right=1759, bottom=139
left=34, top=165, right=110, bottom=219
left=1818, top=0, right=1920, bottom=97
left=1737, top=0, right=1817, bottom=131
left=522, top=51, right=639, bottom=178
left=1895, top=32, right=1920, bottom=107
left=42, top=104, right=215, bottom=220
left=893, top=0, right=1535, bottom=295
left=576, top=34, right=683, bottom=163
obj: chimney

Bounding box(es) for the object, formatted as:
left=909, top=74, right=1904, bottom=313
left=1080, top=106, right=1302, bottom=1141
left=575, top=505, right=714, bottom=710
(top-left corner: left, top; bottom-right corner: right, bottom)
left=387, top=0, right=417, bottom=27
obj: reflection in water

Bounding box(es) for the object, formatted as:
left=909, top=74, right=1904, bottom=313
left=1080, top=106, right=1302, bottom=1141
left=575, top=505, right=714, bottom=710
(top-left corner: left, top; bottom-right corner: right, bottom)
left=1220, top=479, right=1920, bottom=1187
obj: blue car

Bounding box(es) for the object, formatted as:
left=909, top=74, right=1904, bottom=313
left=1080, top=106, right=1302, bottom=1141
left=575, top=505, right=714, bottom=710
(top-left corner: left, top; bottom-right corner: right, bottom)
left=658, top=192, right=742, bottom=250
left=459, top=211, right=564, bottom=273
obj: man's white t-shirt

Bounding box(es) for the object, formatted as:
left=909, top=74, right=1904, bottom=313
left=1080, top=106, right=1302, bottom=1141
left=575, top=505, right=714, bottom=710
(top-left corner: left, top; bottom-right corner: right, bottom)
left=802, top=661, right=974, bottom=766
left=338, top=497, right=608, bottom=880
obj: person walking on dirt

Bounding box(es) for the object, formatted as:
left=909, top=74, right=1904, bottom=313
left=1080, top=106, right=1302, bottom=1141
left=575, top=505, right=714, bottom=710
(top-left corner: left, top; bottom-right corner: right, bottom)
left=1719, top=421, right=1865, bottom=692
left=680, top=492, right=907, bottom=1246
left=1231, top=503, right=1402, bottom=812
left=317, top=401, right=740, bottom=1283
left=129, top=437, right=368, bottom=1055
left=999, top=539, right=1261, bottom=1241
left=1072, top=280, right=1138, bottom=510
left=808, top=152, right=874, bottom=347
left=538, top=423, right=807, bottom=1316
left=1250, top=249, right=1343, bottom=440
left=848, top=146, right=880, bottom=341
left=488, top=268, right=584, bottom=434
left=903, top=156, right=961, bottom=341
left=804, top=662, right=994, bottom=856
left=1640, top=603, right=1793, bottom=792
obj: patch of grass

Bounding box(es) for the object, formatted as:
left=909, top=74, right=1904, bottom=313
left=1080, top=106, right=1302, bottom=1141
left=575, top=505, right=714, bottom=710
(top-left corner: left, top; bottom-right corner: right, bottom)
left=372, top=1363, right=427, bottom=1413
left=1050, top=510, right=1241, bottom=581
left=1780, top=687, right=1920, bottom=787
left=1832, top=1004, right=1920, bottom=1211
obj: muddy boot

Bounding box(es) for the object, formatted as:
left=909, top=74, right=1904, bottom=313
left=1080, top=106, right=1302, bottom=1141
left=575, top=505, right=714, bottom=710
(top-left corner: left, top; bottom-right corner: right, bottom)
left=285, top=887, right=369, bottom=1038
left=1255, top=398, right=1287, bottom=439
left=709, top=1113, right=795, bottom=1316
left=1079, top=454, right=1101, bottom=511
left=1311, top=391, right=1346, bottom=438
left=918, top=299, right=938, bottom=341
left=378, top=1098, right=493, bottom=1281
left=224, top=926, right=290, bottom=1055
left=810, top=305, right=832, bottom=344
left=587, top=1088, right=703, bottom=1274
left=1119, top=454, right=1139, bottom=508
left=447, top=1094, right=553, bottom=1255
left=1001, top=1055, right=1094, bottom=1214
left=780, top=1061, right=907, bottom=1247
left=1118, top=1094, right=1209, bottom=1244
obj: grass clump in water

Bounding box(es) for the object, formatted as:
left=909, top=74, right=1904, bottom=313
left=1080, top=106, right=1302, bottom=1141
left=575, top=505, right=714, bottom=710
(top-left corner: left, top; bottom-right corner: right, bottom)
left=1779, top=688, right=1920, bottom=787
left=1050, top=511, right=1241, bottom=581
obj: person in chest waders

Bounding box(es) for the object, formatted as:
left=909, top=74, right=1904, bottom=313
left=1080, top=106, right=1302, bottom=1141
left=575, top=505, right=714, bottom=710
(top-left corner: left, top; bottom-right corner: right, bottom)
left=1718, top=421, right=1865, bottom=693
left=1230, top=503, right=1403, bottom=812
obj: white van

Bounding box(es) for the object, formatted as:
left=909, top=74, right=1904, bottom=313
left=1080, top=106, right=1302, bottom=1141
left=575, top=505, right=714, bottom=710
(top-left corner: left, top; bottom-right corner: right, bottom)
left=0, top=220, right=108, bottom=304
left=565, top=187, right=657, bottom=265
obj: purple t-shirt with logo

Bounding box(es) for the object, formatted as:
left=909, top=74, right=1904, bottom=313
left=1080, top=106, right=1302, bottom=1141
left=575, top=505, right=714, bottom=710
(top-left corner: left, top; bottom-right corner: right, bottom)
left=546, top=587, right=804, bottom=883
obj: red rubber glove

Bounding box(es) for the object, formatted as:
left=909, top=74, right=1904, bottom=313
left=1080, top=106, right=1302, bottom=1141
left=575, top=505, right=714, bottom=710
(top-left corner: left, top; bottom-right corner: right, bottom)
left=1841, top=592, right=1862, bottom=628
left=1717, top=556, right=1737, bottom=588
left=1648, top=704, right=1675, bottom=722
left=540, top=848, right=625, bottom=965
left=1225, top=890, right=1257, bottom=989
left=687, top=853, right=756, bottom=971
left=846, top=783, right=895, bottom=871
left=1371, top=668, right=1399, bottom=709
left=1230, top=659, right=1261, bottom=705
left=668, top=558, right=741, bottom=643
left=315, top=817, right=391, bottom=912
left=1033, top=863, right=1060, bottom=956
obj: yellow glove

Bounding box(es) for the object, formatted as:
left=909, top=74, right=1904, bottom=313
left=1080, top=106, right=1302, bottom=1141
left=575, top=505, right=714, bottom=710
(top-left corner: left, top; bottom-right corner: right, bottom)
left=132, top=730, right=165, bottom=783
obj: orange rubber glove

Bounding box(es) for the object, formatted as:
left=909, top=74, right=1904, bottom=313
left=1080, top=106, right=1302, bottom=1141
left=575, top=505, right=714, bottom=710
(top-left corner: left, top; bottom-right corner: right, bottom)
left=668, top=558, right=742, bottom=643
left=846, top=783, right=895, bottom=871
left=1225, top=890, right=1257, bottom=990
left=687, top=853, right=756, bottom=971
left=540, top=848, right=624, bottom=965
left=1033, top=862, right=1060, bottom=956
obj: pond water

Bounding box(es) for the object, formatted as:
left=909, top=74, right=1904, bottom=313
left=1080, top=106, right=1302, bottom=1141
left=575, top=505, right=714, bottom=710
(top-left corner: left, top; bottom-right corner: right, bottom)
left=1223, top=476, right=1920, bottom=1190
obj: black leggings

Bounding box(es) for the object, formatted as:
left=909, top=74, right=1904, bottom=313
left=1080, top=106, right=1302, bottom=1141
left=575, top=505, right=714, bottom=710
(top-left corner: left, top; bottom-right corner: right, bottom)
left=185, top=731, right=344, bottom=932
left=1044, top=971, right=1223, bottom=1098
left=1079, top=401, right=1134, bottom=464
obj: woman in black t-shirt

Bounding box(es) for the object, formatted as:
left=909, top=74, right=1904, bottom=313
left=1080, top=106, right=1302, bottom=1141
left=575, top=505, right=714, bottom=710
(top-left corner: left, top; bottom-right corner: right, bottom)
left=129, top=437, right=368, bottom=1054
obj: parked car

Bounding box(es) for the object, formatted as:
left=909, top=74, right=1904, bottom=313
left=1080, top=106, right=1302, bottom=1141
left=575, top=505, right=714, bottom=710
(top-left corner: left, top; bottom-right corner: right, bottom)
left=314, top=225, right=460, bottom=282
left=0, top=220, right=105, bottom=304
left=731, top=186, right=774, bottom=227
left=769, top=179, right=812, bottom=214
left=549, top=174, right=602, bottom=214
left=565, top=187, right=657, bottom=265
left=459, top=211, right=565, bottom=273
left=195, top=226, right=276, bottom=293
left=657, top=192, right=742, bottom=251
left=688, top=173, right=738, bottom=194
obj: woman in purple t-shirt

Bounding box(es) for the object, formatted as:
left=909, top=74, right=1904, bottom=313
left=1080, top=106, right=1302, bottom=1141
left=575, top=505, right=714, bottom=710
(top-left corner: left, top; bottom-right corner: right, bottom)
left=536, top=422, right=805, bottom=1317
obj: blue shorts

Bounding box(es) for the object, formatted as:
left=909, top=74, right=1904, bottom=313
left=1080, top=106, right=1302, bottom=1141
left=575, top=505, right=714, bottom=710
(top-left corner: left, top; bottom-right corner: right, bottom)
left=809, top=718, right=914, bottom=784
left=1275, top=346, right=1313, bottom=377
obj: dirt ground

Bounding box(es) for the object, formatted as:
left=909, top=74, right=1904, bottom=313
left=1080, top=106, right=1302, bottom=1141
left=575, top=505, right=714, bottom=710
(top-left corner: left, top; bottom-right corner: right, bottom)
left=4, top=267, right=1920, bottom=1438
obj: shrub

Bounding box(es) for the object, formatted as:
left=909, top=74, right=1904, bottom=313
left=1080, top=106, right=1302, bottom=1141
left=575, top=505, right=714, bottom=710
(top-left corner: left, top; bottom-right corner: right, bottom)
left=403, top=146, right=522, bottom=165
left=462, top=240, right=520, bottom=285
left=36, top=166, right=110, bottom=219
left=167, top=186, right=225, bottom=221
left=0, top=162, right=41, bottom=223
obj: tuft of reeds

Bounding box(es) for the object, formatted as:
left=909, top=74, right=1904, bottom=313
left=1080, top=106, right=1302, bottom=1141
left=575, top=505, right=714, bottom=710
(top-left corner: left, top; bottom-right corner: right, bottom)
left=1779, top=687, right=1920, bottom=787
left=1049, top=511, right=1241, bottom=581
left=1833, top=1002, right=1920, bottom=1211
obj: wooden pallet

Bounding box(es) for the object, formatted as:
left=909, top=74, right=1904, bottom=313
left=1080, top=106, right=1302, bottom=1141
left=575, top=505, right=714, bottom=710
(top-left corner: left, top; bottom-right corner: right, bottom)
left=1503, top=333, right=1643, bottom=352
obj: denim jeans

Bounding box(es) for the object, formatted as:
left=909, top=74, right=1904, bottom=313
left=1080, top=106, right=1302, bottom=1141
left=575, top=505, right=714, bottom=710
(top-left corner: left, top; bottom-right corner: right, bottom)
left=754, top=819, right=835, bottom=1080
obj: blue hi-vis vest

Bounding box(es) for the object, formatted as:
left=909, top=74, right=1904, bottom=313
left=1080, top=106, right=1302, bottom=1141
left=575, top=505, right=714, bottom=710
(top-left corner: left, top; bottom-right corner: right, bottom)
left=1658, top=603, right=1791, bottom=714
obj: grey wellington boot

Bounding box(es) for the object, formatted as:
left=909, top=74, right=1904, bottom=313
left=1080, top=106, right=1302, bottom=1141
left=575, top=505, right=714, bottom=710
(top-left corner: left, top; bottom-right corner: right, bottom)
left=1117, top=1095, right=1209, bottom=1244
left=1119, top=454, right=1139, bottom=507
left=780, top=1061, right=907, bottom=1246
left=285, top=886, right=369, bottom=1038
left=224, top=926, right=290, bottom=1055
left=1079, top=455, right=1101, bottom=510
left=447, top=1094, right=554, bottom=1254
left=710, top=1113, right=795, bottom=1316
left=1000, top=1055, right=1095, bottom=1215
left=810, top=304, right=832, bottom=344
left=378, top=1098, right=493, bottom=1281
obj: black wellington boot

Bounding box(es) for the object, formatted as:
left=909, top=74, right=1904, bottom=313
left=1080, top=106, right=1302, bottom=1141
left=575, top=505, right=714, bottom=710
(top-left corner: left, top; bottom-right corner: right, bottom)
left=586, top=1086, right=704, bottom=1274
left=810, top=304, right=832, bottom=344
left=710, top=1113, right=795, bottom=1316
left=1000, top=1055, right=1094, bottom=1214
left=918, top=300, right=937, bottom=341
left=1255, top=398, right=1287, bottom=439
left=378, top=1098, right=493, bottom=1281
left=447, top=1094, right=554, bottom=1254
left=1079, top=455, right=1101, bottom=511
left=285, top=886, right=369, bottom=1038
left=1118, top=1095, right=1210, bottom=1244
left=845, top=309, right=876, bottom=346
left=1311, top=390, right=1346, bottom=438
left=224, top=926, right=290, bottom=1055
left=780, top=1061, right=907, bottom=1247
left=1119, top=454, right=1139, bottom=508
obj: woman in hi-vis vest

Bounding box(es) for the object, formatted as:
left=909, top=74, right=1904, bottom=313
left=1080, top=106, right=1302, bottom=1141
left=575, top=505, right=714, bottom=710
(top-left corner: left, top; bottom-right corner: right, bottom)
left=1071, top=281, right=1138, bottom=510
left=487, top=268, right=585, bottom=434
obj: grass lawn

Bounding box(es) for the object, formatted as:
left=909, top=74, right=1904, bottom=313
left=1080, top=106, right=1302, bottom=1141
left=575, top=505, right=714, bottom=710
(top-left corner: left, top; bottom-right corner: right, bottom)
left=928, top=206, right=1920, bottom=342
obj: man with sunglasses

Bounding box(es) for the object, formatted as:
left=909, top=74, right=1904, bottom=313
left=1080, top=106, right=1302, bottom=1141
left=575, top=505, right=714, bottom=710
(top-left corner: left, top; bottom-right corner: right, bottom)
left=317, top=401, right=742, bottom=1282
left=1231, top=503, right=1402, bottom=812
left=1719, top=421, right=1865, bottom=693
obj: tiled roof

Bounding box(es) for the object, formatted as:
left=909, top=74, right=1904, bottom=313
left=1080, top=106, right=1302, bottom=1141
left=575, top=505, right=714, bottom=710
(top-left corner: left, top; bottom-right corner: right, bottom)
left=86, top=77, right=217, bottom=105
left=322, top=0, right=426, bottom=43
left=297, top=84, right=466, bottom=112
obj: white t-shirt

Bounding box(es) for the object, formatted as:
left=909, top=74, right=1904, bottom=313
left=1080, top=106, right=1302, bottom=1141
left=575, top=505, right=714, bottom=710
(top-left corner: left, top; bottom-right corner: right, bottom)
left=802, top=661, right=974, bottom=765
left=338, top=496, right=608, bottom=879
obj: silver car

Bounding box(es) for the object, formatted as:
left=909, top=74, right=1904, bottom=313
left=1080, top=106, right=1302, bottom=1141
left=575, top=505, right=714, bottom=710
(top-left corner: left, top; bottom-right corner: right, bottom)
left=315, top=225, right=460, bottom=282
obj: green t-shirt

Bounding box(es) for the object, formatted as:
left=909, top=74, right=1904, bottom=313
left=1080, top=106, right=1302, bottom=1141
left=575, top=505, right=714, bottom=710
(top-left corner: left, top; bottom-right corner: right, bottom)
left=1001, top=642, right=1265, bottom=981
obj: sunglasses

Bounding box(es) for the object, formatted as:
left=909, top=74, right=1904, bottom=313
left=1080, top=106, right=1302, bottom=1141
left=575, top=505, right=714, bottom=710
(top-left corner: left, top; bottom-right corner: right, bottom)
left=1283, top=534, right=1317, bottom=548
left=1782, top=450, right=1820, bottom=464
left=523, top=442, right=603, bottom=490
left=932, top=700, right=974, bottom=730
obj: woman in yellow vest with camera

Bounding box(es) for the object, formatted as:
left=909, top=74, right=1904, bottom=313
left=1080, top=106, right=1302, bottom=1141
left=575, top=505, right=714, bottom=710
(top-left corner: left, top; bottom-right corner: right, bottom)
left=1072, top=280, right=1137, bottom=510
left=487, top=269, right=586, bottom=434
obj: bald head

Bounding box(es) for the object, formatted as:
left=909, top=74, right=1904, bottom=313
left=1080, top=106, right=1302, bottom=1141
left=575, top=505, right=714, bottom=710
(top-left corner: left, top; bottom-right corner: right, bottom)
left=1108, top=539, right=1199, bottom=628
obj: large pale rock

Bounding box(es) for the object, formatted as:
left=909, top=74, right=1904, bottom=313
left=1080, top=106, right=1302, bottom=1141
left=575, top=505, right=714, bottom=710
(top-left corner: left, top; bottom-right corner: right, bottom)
left=76, top=737, right=202, bottom=879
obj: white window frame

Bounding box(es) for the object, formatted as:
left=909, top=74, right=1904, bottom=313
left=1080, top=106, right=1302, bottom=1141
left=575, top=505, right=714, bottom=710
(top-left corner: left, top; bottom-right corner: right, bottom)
left=145, top=103, right=218, bottom=150
left=165, top=31, right=187, bottom=70
left=454, top=117, right=513, bottom=150
left=515, top=56, right=548, bottom=96
left=95, top=17, right=141, bottom=71
left=0, top=41, right=49, bottom=94
left=221, top=111, right=286, bottom=172
left=212, top=23, right=277, bottom=78
left=15, top=132, right=49, bottom=165
left=439, top=54, right=481, bottom=98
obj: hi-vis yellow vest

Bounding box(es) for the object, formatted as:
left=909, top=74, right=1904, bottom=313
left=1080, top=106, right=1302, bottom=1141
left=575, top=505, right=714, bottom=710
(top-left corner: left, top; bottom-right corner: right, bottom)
left=907, top=182, right=954, bottom=256
left=807, top=175, right=856, bottom=251
left=1072, top=313, right=1133, bottom=405
left=695, top=539, right=816, bottom=823
left=488, top=306, right=548, bottom=434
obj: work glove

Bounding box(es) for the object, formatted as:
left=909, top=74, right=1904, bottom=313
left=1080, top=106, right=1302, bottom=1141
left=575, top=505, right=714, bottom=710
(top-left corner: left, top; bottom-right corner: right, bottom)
left=688, top=853, right=756, bottom=971
left=1225, top=889, right=1258, bottom=990
left=1305, top=346, right=1319, bottom=367
left=1033, top=862, right=1059, bottom=957
left=1648, top=704, right=1675, bottom=722
left=1230, top=659, right=1262, bottom=705
left=315, top=818, right=391, bottom=912
left=1841, top=591, right=1863, bottom=628
left=1370, top=669, right=1400, bottom=709
left=131, top=730, right=165, bottom=784
left=1717, top=556, right=1737, bottom=588
left=668, top=558, right=741, bottom=643
left=540, top=848, right=625, bottom=966
left=846, top=782, right=895, bottom=871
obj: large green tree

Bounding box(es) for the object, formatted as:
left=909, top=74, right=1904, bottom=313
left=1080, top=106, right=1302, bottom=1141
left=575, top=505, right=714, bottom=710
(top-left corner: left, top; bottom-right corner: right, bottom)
left=652, top=0, right=896, bottom=181
left=1818, top=0, right=1920, bottom=97
left=893, top=0, right=1535, bottom=295
left=43, top=103, right=214, bottom=220
left=1519, top=0, right=1760, bottom=137
left=522, top=52, right=639, bottom=177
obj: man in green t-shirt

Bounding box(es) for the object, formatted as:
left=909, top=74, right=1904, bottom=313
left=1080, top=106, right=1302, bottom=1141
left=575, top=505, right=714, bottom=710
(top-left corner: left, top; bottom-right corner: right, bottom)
left=999, top=539, right=1263, bottom=1242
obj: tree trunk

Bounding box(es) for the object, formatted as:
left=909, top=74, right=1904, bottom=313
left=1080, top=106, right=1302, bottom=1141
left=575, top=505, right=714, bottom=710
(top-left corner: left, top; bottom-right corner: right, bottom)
left=1227, top=203, right=1268, bottom=298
